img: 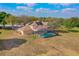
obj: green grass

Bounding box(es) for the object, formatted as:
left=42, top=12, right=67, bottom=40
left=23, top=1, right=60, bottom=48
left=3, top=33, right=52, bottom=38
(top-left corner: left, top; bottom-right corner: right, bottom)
left=68, top=27, right=79, bottom=32
left=58, top=27, right=79, bottom=32
left=31, top=34, right=39, bottom=40
left=0, top=29, right=14, bottom=39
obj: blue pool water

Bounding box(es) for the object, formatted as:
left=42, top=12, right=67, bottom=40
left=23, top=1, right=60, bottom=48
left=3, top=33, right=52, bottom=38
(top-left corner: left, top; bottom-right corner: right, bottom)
left=40, top=32, right=56, bottom=38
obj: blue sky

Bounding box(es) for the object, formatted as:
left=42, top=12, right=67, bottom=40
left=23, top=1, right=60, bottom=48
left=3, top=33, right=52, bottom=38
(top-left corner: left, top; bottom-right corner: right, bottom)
left=0, top=3, right=79, bottom=18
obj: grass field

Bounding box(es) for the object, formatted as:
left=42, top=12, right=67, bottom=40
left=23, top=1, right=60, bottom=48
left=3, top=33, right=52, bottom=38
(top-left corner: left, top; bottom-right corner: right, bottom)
left=0, top=28, right=79, bottom=56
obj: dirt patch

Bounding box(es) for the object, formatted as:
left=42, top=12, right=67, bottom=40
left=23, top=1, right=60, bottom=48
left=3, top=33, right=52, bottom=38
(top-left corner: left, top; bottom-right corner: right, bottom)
left=0, top=38, right=26, bottom=50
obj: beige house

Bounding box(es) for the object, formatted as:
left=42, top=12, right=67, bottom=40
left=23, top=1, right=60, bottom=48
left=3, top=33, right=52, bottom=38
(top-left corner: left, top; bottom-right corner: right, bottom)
left=29, top=21, right=48, bottom=31
left=16, top=21, right=48, bottom=35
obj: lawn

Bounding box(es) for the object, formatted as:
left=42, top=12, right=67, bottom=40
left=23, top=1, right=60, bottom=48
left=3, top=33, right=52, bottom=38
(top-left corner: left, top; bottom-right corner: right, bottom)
left=0, top=29, right=14, bottom=38
left=0, top=28, right=79, bottom=56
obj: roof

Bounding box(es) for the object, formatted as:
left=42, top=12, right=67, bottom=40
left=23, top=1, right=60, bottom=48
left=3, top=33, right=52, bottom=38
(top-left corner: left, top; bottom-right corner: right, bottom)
left=29, top=21, right=48, bottom=26
left=36, top=21, right=43, bottom=25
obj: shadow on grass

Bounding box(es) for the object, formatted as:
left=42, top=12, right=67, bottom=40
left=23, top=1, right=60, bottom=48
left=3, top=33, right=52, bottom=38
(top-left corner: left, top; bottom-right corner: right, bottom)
left=56, top=30, right=69, bottom=33
left=0, top=32, right=1, bottom=34
left=68, top=30, right=79, bottom=32
left=0, top=38, right=27, bottom=51
left=56, top=29, right=79, bottom=33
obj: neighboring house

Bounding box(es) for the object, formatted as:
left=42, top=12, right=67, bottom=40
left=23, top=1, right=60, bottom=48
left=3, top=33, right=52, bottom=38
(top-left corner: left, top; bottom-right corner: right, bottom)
left=16, top=21, right=48, bottom=35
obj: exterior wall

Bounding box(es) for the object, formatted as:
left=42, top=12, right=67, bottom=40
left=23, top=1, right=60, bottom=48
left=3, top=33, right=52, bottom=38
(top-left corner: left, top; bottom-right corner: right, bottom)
left=16, top=24, right=32, bottom=35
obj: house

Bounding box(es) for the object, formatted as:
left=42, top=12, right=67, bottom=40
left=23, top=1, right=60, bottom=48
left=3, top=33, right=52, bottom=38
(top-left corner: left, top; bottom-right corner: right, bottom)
left=29, top=21, right=48, bottom=32
left=16, top=21, right=48, bottom=35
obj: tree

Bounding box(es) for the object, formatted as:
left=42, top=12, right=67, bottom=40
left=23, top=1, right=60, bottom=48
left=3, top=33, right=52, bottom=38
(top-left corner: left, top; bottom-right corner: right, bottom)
left=6, top=15, right=18, bottom=26
left=0, top=12, right=10, bottom=28
left=63, top=17, right=79, bottom=28
left=0, top=12, right=6, bottom=23
left=47, top=18, right=64, bottom=29
left=18, top=16, right=34, bottom=25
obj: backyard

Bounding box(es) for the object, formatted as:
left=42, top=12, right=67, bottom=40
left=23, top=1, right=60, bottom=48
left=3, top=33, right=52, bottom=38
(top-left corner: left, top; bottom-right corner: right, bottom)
left=0, top=27, right=79, bottom=56
left=0, top=3, right=79, bottom=56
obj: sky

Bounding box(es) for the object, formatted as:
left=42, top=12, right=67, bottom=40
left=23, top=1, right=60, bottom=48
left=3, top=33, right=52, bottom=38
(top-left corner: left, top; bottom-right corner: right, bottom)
left=0, top=3, right=79, bottom=18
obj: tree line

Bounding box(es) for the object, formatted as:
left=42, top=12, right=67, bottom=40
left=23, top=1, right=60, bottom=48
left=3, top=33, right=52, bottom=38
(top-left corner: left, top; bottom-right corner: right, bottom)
left=0, top=12, right=79, bottom=29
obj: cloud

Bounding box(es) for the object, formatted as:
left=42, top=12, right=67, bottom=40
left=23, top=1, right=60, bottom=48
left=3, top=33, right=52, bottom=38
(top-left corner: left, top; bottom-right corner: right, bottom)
left=17, top=6, right=27, bottom=9
left=36, top=8, right=49, bottom=13
left=61, top=8, right=77, bottom=13
left=0, top=8, right=9, bottom=13
left=16, top=6, right=33, bottom=11
left=26, top=3, right=36, bottom=7
left=15, top=3, right=36, bottom=7
left=36, top=8, right=59, bottom=13
left=48, top=3, right=72, bottom=9
left=59, top=3, right=71, bottom=6
left=48, top=3, right=71, bottom=6
left=51, top=10, right=59, bottom=13
left=34, top=8, right=60, bottom=17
